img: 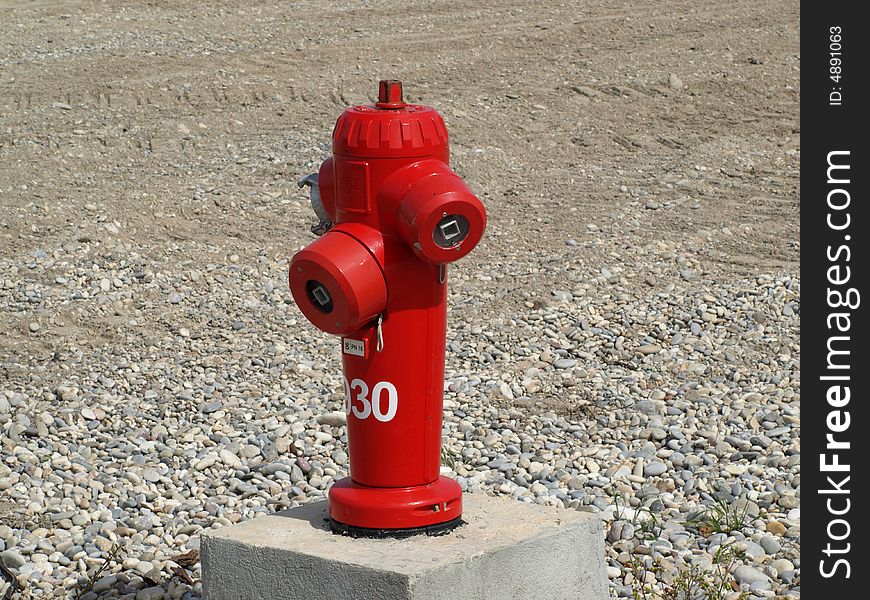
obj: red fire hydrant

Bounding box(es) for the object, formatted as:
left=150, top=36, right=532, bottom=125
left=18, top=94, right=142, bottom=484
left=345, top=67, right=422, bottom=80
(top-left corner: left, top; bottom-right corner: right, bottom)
left=289, top=80, right=486, bottom=537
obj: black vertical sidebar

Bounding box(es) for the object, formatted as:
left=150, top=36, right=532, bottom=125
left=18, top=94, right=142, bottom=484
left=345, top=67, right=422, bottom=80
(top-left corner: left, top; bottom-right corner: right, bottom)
left=801, top=3, right=868, bottom=597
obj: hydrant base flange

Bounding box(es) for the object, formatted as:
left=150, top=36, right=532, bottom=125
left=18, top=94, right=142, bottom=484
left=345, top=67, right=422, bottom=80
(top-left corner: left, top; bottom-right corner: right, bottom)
left=328, top=475, right=462, bottom=532
left=330, top=515, right=463, bottom=539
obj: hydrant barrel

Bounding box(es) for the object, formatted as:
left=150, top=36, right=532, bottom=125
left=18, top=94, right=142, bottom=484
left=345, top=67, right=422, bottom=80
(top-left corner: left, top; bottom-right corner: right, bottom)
left=341, top=254, right=446, bottom=489
left=289, top=80, right=486, bottom=536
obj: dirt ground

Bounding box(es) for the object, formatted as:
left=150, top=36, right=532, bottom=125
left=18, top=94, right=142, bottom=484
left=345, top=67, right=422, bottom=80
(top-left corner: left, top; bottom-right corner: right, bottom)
left=1, top=0, right=799, bottom=366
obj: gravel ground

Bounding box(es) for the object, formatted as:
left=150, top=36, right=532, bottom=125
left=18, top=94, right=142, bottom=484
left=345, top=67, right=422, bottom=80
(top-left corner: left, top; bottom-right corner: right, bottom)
left=1, top=1, right=799, bottom=598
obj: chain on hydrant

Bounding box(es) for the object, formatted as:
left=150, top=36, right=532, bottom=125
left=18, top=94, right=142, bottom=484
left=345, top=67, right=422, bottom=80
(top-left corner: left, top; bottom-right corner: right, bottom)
left=289, top=80, right=486, bottom=537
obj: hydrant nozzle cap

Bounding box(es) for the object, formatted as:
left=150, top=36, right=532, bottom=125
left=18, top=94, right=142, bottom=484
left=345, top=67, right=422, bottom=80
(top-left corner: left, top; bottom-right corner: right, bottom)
left=376, top=80, right=406, bottom=109
left=333, top=80, right=448, bottom=157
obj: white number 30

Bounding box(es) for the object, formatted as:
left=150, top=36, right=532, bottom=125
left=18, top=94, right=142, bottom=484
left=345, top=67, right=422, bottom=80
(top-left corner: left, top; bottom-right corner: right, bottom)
left=344, top=377, right=397, bottom=422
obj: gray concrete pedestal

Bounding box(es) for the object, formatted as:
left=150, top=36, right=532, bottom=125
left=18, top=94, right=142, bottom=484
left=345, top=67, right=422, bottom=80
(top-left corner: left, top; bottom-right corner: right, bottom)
left=201, top=493, right=608, bottom=600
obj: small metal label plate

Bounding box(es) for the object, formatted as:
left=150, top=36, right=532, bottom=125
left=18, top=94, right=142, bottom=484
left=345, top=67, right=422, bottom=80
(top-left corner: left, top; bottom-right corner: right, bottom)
left=342, top=338, right=366, bottom=358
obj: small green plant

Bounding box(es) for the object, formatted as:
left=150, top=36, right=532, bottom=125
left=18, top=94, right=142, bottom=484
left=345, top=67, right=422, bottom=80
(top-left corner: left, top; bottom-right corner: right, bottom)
left=77, top=543, right=123, bottom=599
left=613, top=493, right=663, bottom=542
left=440, top=446, right=459, bottom=468
left=627, top=543, right=748, bottom=600
left=611, top=495, right=751, bottom=600
left=626, top=550, right=656, bottom=600
left=685, top=499, right=751, bottom=535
